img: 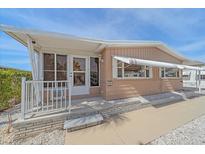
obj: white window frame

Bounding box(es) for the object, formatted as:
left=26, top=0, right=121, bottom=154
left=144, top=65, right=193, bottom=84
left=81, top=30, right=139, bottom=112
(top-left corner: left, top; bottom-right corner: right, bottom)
left=43, top=53, right=67, bottom=81
left=182, top=72, right=191, bottom=80
left=160, top=67, right=181, bottom=79
left=90, top=57, right=100, bottom=87
left=196, top=74, right=205, bottom=80
left=72, top=56, right=86, bottom=87
left=113, top=59, right=152, bottom=79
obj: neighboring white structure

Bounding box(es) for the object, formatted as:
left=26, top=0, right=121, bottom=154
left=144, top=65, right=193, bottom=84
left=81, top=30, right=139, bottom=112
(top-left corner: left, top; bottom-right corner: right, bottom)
left=183, top=66, right=205, bottom=89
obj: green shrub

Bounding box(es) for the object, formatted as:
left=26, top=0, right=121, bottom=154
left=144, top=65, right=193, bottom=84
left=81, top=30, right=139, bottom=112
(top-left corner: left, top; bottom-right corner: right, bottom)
left=0, top=68, right=32, bottom=111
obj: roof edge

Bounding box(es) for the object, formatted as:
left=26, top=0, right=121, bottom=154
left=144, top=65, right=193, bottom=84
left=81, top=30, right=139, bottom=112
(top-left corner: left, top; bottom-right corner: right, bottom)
left=0, top=24, right=196, bottom=63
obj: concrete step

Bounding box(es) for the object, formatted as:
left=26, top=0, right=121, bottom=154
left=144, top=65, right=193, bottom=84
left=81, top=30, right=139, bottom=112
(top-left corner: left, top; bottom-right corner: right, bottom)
left=64, top=113, right=103, bottom=131
left=151, top=92, right=202, bottom=106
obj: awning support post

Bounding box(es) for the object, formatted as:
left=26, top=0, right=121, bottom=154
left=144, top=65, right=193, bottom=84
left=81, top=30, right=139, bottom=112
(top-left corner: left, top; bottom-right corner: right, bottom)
left=199, top=70, right=201, bottom=93
left=27, top=35, right=41, bottom=106
left=195, top=70, right=198, bottom=89
left=21, top=77, right=26, bottom=120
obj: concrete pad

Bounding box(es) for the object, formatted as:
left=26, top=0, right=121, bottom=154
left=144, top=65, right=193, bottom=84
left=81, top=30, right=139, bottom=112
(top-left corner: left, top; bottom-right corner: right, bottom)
left=64, top=114, right=103, bottom=130
left=65, top=96, right=205, bottom=145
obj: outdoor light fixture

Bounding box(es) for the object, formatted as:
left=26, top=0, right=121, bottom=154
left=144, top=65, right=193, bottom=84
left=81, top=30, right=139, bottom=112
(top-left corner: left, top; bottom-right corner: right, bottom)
left=32, top=40, right=36, bottom=44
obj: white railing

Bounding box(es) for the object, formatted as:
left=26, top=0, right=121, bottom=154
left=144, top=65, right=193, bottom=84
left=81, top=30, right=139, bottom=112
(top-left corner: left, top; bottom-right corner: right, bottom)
left=21, top=78, right=71, bottom=119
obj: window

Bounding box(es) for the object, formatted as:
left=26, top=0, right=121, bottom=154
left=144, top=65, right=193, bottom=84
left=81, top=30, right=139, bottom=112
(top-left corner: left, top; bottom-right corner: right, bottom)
left=43, top=53, right=67, bottom=84
left=115, top=60, right=151, bottom=78
left=183, top=74, right=191, bottom=80
left=90, top=57, right=99, bottom=86
left=73, top=57, right=86, bottom=86
left=117, top=60, right=123, bottom=78
left=57, top=55, right=67, bottom=81
left=43, top=53, right=55, bottom=81
left=196, top=74, right=205, bottom=80
left=160, top=68, right=180, bottom=78
left=201, top=75, right=205, bottom=80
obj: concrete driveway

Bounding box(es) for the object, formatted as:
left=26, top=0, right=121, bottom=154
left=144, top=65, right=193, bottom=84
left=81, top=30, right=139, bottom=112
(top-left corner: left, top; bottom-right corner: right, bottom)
left=65, top=96, right=205, bottom=145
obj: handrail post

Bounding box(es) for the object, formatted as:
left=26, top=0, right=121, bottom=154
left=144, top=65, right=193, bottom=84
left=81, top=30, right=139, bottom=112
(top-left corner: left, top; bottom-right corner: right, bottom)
left=21, top=77, right=26, bottom=120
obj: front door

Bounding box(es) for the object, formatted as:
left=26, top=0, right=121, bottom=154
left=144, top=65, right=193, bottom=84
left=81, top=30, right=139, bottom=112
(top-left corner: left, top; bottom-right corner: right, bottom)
left=71, top=56, right=89, bottom=95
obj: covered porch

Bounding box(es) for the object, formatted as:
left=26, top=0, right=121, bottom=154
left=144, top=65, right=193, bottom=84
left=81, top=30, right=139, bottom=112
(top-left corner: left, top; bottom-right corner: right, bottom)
left=20, top=85, right=205, bottom=120
left=19, top=56, right=205, bottom=120
left=1, top=25, right=205, bottom=121
left=0, top=25, right=104, bottom=120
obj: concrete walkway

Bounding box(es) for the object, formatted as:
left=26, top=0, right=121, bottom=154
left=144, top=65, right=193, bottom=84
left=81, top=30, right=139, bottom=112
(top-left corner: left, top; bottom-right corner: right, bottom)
left=65, top=96, right=205, bottom=144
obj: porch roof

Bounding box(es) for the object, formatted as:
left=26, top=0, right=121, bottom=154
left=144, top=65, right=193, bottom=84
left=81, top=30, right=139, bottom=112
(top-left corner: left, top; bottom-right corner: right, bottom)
left=0, top=24, right=204, bottom=65
left=113, top=56, right=205, bottom=71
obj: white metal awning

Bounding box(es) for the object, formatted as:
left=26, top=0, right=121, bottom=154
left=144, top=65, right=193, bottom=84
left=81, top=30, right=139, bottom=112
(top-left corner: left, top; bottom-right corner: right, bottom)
left=113, top=56, right=205, bottom=71
left=1, top=24, right=205, bottom=66
left=0, top=25, right=104, bottom=54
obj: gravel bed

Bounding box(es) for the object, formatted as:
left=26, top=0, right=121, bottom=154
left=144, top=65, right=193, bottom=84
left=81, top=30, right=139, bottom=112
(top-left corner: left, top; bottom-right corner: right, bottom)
left=1, top=106, right=65, bottom=145
left=0, top=126, right=14, bottom=144
left=150, top=114, right=205, bottom=145
left=0, top=104, right=21, bottom=129
left=0, top=125, right=65, bottom=145
left=13, top=129, right=65, bottom=145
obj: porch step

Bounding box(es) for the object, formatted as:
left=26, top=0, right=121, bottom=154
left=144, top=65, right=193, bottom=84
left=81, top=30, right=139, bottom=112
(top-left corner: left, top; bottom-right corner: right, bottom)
left=64, top=113, right=103, bottom=131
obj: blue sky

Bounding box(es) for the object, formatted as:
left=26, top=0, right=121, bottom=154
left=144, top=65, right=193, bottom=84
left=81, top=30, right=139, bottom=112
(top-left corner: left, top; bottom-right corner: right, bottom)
left=0, top=8, right=205, bottom=70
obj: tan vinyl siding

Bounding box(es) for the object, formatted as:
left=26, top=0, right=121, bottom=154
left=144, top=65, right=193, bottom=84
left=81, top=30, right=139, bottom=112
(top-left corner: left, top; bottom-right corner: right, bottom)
left=90, top=87, right=101, bottom=96
left=100, top=47, right=183, bottom=100
left=100, top=49, right=107, bottom=98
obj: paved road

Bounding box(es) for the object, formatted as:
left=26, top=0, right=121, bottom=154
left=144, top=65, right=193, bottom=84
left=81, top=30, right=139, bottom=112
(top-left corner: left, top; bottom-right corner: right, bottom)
left=65, top=96, right=205, bottom=144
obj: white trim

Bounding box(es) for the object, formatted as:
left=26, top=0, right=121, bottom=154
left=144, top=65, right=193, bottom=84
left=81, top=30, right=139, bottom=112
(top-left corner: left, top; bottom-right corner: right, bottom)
left=41, top=47, right=100, bottom=56
left=0, top=24, right=103, bottom=44
left=39, top=52, right=43, bottom=80
left=67, top=55, right=70, bottom=81
left=114, top=77, right=152, bottom=80
left=88, top=57, right=90, bottom=87
left=150, top=67, right=153, bottom=78
left=98, top=56, right=101, bottom=87
left=71, top=55, right=89, bottom=95
left=95, top=44, right=106, bottom=52
left=54, top=53, right=57, bottom=81
left=27, top=36, right=35, bottom=79
left=159, top=67, right=181, bottom=79
left=113, top=57, right=152, bottom=80
left=43, top=53, right=68, bottom=81
left=113, top=55, right=204, bottom=71
left=89, top=56, right=100, bottom=87
left=112, top=58, right=117, bottom=78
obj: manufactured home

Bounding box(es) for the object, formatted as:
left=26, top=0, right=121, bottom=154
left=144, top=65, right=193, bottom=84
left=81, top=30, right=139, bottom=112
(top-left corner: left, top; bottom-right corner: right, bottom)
left=1, top=25, right=204, bottom=120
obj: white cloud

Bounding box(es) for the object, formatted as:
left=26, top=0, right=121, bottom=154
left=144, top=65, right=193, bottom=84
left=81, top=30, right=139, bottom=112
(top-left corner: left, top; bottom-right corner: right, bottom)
left=177, top=40, right=205, bottom=52
left=122, top=9, right=204, bottom=41
left=0, top=9, right=134, bottom=40
left=1, top=9, right=205, bottom=63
